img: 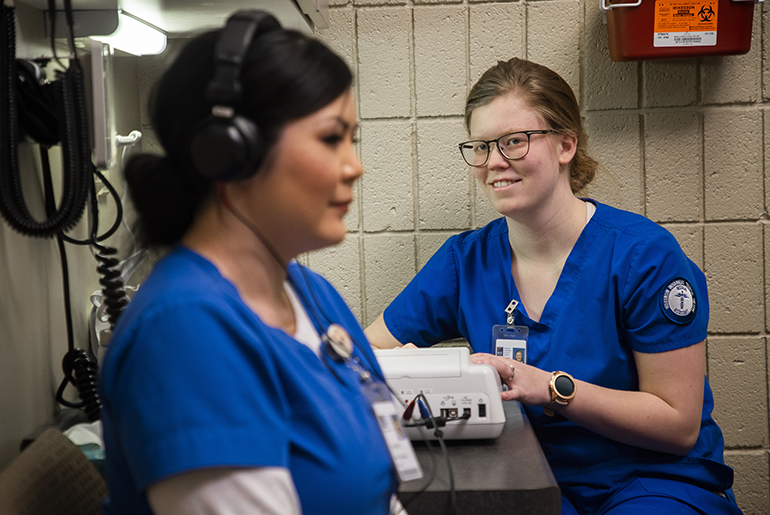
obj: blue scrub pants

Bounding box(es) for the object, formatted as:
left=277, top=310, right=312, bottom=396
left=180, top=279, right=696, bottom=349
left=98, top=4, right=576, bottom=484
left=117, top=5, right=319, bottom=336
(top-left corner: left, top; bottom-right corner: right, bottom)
left=560, top=477, right=743, bottom=515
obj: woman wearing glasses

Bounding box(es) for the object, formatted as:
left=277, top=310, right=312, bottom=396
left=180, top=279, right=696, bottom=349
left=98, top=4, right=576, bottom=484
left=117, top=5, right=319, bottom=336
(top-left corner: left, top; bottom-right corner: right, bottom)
left=366, top=58, right=742, bottom=514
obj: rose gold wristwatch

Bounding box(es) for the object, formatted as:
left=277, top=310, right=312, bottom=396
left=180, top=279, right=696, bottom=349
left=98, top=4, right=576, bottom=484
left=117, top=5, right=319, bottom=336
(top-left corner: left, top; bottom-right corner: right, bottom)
left=544, top=371, right=576, bottom=417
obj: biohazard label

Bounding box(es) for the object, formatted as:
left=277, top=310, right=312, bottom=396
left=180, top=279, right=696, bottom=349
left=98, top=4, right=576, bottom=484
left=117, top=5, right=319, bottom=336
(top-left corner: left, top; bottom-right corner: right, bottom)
left=653, top=0, right=718, bottom=47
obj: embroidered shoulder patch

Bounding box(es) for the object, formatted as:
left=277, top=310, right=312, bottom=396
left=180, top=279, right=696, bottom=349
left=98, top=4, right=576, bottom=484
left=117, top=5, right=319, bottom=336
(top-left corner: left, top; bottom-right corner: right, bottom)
left=660, top=277, right=697, bottom=325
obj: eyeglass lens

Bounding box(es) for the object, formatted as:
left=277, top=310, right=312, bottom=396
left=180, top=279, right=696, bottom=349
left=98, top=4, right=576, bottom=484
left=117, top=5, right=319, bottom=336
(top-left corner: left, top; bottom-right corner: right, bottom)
left=460, top=132, right=531, bottom=166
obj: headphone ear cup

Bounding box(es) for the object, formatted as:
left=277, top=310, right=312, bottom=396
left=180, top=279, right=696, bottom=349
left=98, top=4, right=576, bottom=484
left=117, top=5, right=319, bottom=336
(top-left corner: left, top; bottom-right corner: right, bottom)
left=190, top=115, right=264, bottom=181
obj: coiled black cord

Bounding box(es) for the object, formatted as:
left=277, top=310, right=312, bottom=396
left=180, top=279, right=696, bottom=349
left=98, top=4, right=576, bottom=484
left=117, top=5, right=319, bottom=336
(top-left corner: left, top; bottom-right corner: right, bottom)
left=2, top=1, right=130, bottom=421
left=56, top=168, right=129, bottom=421
left=0, top=4, right=90, bottom=237
left=88, top=166, right=130, bottom=331
left=54, top=173, right=127, bottom=422
left=94, top=242, right=129, bottom=329
left=72, top=349, right=101, bottom=422
left=57, top=348, right=101, bottom=422
left=52, top=222, right=101, bottom=421
left=51, top=176, right=102, bottom=422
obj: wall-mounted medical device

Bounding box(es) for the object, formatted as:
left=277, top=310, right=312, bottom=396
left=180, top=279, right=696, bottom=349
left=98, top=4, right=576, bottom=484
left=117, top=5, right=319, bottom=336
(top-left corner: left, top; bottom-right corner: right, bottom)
left=80, top=39, right=115, bottom=170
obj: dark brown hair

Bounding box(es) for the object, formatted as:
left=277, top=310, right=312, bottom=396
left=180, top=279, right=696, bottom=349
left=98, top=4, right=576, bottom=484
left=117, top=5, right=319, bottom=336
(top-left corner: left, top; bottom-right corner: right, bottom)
left=124, top=28, right=353, bottom=247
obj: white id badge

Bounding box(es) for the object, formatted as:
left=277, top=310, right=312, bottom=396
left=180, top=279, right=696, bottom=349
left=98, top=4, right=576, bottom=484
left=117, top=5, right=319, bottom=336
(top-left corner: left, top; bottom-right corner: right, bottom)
left=493, top=324, right=528, bottom=364
left=365, top=382, right=423, bottom=481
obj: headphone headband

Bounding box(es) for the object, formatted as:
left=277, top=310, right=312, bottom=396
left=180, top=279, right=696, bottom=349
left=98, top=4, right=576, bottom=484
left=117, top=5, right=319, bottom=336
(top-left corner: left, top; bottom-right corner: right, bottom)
left=207, top=11, right=280, bottom=107
left=190, top=10, right=281, bottom=182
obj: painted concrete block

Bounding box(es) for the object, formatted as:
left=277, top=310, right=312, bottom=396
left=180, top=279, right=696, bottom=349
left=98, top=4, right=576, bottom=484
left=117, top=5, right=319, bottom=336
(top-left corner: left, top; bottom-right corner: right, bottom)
left=527, top=1, right=581, bottom=98
left=315, top=7, right=355, bottom=71
left=663, top=224, right=704, bottom=270
left=348, top=175, right=361, bottom=233
left=701, top=5, right=762, bottom=106
left=583, top=113, right=643, bottom=214
left=416, top=118, right=471, bottom=229
left=357, top=8, right=412, bottom=118
left=704, top=110, right=763, bottom=221
left=362, top=233, right=416, bottom=326
left=644, top=112, right=702, bottom=223
left=418, top=232, right=458, bottom=270
left=724, top=450, right=770, bottom=515
left=360, top=119, right=415, bottom=231
left=583, top=2, right=638, bottom=110
left=469, top=3, right=525, bottom=85
left=642, top=59, right=697, bottom=108
left=704, top=223, right=763, bottom=334
left=708, top=336, right=769, bottom=448
left=765, top=224, right=770, bottom=334
left=765, top=111, right=770, bottom=232
left=414, top=6, right=467, bottom=116
left=755, top=2, right=770, bottom=101
left=355, top=0, right=405, bottom=6
left=308, top=235, right=363, bottom=322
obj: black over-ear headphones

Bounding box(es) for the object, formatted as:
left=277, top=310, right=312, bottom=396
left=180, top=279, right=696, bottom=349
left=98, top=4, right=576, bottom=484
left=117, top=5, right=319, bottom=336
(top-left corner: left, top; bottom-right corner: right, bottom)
left=190, top=10, right=280, bottom=182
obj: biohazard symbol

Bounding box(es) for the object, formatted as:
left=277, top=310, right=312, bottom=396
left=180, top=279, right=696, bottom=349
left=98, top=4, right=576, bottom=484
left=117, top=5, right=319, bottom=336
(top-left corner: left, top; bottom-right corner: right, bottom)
left=698, top=5, right=714, bottom=22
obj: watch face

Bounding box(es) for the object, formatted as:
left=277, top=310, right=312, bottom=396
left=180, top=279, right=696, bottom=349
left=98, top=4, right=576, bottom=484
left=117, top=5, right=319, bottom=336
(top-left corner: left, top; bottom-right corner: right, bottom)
left=554, top=374, right=575, bottom=397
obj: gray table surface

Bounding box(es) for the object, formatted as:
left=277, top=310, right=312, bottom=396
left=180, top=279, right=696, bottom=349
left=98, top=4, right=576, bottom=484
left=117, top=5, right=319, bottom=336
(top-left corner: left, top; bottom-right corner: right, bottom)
left=398, top=401, right=561, bottom=515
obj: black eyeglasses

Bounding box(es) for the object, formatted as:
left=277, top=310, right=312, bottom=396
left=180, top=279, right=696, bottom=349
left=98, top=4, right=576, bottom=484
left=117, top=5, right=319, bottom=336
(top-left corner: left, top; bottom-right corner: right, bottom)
left=458, top=130, right=556, bottom=167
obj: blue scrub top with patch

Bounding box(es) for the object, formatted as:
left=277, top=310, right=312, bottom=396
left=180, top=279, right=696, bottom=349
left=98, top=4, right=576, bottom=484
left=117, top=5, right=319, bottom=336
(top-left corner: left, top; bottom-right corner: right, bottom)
left=100, top=248, right=397, bottom=515
left=384, top=201, right=733, bottom=492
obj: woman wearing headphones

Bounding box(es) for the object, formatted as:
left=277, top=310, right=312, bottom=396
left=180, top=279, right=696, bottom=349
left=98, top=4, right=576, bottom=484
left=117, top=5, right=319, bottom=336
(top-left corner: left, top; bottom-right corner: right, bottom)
left=99, top=11, right=404, bottom=515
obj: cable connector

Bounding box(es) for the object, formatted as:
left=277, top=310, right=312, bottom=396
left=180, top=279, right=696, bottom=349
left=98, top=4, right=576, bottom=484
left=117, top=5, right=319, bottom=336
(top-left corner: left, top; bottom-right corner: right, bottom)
left=403, top=399, right=417, bottom=421
left=424, top=417, right=446, bottom=430
left=417, top=398, right=430, bottom=420
left=404, top=416, right=446, bottom=429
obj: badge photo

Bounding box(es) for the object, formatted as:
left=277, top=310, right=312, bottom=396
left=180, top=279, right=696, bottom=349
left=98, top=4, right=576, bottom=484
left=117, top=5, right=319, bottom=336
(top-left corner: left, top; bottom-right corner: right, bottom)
left=493, top=325, right=528, bottom=364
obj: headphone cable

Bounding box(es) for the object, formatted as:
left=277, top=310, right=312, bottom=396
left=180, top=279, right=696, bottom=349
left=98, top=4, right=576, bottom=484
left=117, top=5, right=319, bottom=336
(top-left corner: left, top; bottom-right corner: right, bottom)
left=219, top=196, right=451, bottom=513
left=220, top=190, right=288, bottom=271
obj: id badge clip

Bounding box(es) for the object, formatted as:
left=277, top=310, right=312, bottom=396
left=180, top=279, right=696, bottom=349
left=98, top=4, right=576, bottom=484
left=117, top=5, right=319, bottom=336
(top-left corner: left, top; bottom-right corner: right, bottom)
left=494, top=299, right=528, bottom=363
left=505, top=299, right=519, bottom=326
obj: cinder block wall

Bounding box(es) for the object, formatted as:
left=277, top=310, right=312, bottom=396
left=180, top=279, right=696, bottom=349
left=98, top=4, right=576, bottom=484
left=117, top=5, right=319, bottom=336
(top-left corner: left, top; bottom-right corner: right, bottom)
left=311, top=1, right=770, bottom=512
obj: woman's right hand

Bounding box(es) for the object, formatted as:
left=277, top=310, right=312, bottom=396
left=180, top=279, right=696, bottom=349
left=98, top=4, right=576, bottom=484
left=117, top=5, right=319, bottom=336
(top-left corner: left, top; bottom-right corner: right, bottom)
left=470, top=353, right=553, bottom=406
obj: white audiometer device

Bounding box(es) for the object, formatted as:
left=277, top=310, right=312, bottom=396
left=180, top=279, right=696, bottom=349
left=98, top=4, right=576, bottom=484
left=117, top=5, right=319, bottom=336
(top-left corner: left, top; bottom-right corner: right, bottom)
left=374, top=346, right=506, bottom=440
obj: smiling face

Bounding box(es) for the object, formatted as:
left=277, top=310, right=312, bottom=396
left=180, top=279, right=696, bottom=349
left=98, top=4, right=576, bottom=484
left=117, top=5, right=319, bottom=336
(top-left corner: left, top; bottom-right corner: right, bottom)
left=468, top=92, right=577, bottom=219
left=236, top=91, right=362, bottom=258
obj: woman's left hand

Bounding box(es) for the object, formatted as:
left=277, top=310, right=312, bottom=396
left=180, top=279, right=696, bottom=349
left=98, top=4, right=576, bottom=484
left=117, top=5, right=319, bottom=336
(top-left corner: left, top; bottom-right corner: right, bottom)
left=474, top=343, right=706, bottom=456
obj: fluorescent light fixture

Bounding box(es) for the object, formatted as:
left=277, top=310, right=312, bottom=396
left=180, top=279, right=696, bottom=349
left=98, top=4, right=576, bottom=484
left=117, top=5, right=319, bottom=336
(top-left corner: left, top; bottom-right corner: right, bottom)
left=93, top=10, right=166, bottom=56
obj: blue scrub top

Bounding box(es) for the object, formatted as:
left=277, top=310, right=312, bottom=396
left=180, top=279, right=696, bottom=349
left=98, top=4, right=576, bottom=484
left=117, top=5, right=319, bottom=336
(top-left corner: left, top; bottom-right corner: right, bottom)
left=384, top=200, right=733, bottom=492
left=100, top=247, right=397, bottom=515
